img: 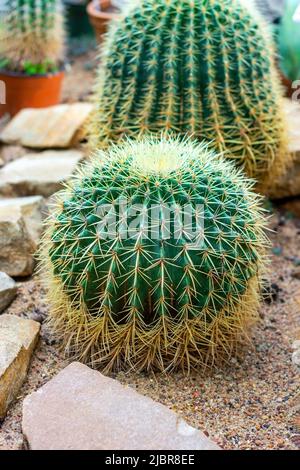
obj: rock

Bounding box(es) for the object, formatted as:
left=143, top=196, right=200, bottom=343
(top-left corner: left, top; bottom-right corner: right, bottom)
left=292, top=340, right=300, bottom=350
left=277, top=199, right=300, bottom=219
left=292, top=350, right=300, bottom=366
left=0, top=103, right=93, bottom=148
left=0, top=196, right=45, bottom=243
left=22, top=362, right=220, bottom=450
left=0, top=272, right=17, bottom=313
left=0, top=315, right=40, bottom=419
left=0, top=145, right=29, bottom=165
left=292, top=268, right=300, bottom=280
left=0, top=204, right=36, bottom=276
left=270, top=99, right=300, bottom=199
left=30, top=311, right=45, bottom=324
left=0, top=150, right=83, bottom=197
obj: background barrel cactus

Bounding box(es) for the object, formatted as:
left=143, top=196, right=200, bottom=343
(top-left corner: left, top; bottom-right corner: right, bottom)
left=0, top=0, right=65, bottom=72
left=90, top=0, right=290, bottom=191
left=41, top=136, right=269, bottom=373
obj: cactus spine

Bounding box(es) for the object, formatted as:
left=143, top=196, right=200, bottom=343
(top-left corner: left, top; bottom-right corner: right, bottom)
left=0, top=0, right=65, bottom=71
left=90, top=0, right=290, bottom=190
left=41, top=136, right=269, bottom=373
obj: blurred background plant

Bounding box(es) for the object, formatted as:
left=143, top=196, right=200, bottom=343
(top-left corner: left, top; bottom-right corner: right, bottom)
left=278, top=0, right=300, bottom=83
left=254, top=0, right=300, bottom=94
left=254, top=0, right=285, bottom=25
left=0, top=0, right=65, bottom=74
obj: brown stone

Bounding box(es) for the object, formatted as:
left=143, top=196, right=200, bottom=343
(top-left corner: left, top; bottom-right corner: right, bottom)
left=0, top=103, right=93, bottom=148
left=0, top=145, right=29, bottom=165
left=0, top=205, right=36, bottom=276
left=0, top=315, right=40, bottom=418
left=292, top=268, right=300, bottom=280
left=22, top=362, right=220, bottom=450
left=0, top=195, right=45, bottom=276
left=0, top=196, right=45, bottom=243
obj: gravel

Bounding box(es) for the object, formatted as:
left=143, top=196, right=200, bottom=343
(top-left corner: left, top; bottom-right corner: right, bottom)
left=0, top=209, right=299, bottom=450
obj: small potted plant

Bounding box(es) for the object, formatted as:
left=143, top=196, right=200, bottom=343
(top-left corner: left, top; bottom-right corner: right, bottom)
left=87, top=0, right=120, bottom=43
left=0, top=0, right=66, bottom=117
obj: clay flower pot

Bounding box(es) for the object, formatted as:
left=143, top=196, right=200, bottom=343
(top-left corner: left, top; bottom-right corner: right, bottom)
left=87, top=0, right=120, bottom=43
left=0, top=70, right=64, bottom=118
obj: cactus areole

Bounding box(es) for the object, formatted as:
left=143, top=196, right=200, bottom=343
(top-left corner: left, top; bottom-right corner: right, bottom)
left=42, top=136, right=269, bottom=373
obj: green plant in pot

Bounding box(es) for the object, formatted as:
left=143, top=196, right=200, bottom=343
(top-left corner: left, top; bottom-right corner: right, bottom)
left=40, top=135, right=269, bottom=373
left=90, top=0, right=291, bottom=194
left=277, top=0, right=300, bottom=95
left=0, top=0, right=66, bottom=117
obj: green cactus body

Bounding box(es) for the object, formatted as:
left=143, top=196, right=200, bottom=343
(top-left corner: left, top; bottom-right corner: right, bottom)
left=42, top=136, right=268, bottom=372
left=0, top=0, right=65, bottom=71
left=90, top=0, right=289, bottom=190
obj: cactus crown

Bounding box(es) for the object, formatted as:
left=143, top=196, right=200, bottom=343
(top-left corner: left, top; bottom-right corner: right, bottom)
left=90, top=0, right=289, bottom=190
left=41, top=136, right=269, bottom=373
left=0, top=0, right=65, bottom=72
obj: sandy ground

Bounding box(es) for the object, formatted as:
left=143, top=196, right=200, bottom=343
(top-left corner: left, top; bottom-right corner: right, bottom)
left=0, top=47, right=299, bottom=451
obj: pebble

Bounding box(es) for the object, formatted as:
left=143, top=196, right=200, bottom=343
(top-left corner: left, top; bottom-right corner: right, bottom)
left=291, top=350, right=300, bottom=366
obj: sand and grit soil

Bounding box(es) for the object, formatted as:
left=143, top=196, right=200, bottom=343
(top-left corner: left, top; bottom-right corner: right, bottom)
left=0, top=45, right=299, bottom=451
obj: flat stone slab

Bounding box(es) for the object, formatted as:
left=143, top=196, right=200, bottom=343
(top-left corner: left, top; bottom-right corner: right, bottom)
left=0, top=103, right=93, bottom=148
left=0, top=150, right=83, bottom=197
left=22, top=362, right=220, bottom=450
left=0, top=315, right=40, bottom=419
left=271, top=99, right=300, bottom=199
left=0, top=272, right=17, bottom=313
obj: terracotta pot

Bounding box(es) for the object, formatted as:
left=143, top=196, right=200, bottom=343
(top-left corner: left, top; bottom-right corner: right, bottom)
left=87, top=0, right=120, bottom=43
left=0, top=70, right=64, bottom=118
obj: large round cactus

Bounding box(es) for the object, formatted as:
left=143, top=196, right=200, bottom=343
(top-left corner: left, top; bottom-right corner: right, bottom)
left=90, top=0, right=289, bottom=190
left=0, top=0, right=65, bottom=71
left=41, top=136, right=268, bottom=372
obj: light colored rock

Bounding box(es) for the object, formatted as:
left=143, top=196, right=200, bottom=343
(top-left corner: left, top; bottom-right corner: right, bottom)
left=271, top=99, right=300, bottom=199
left=0, top=315, right=40, bottom=419
left=0, top=196, right=45, bottom=243
left=0, top=205, right=36, bottom=276
left=22, top=362, right=220, bottom=450
left=292, top=350, right=300, bottom=366
left=0, top=150, right=83, bottom=197
left=0, top=103, right=93, bottom=148
left=0, top=272, right=17, bottom=313
left=0, top=145, right=29, bottom=165
left=292, top=340, right=300, bottom=350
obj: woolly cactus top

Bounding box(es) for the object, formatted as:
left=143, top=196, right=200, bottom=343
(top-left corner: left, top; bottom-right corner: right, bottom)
left=0, top=0, right=65, bottom=72
left=90, top=0, right=289, bottom=190
left=42, top=136, right=269, bottom=372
